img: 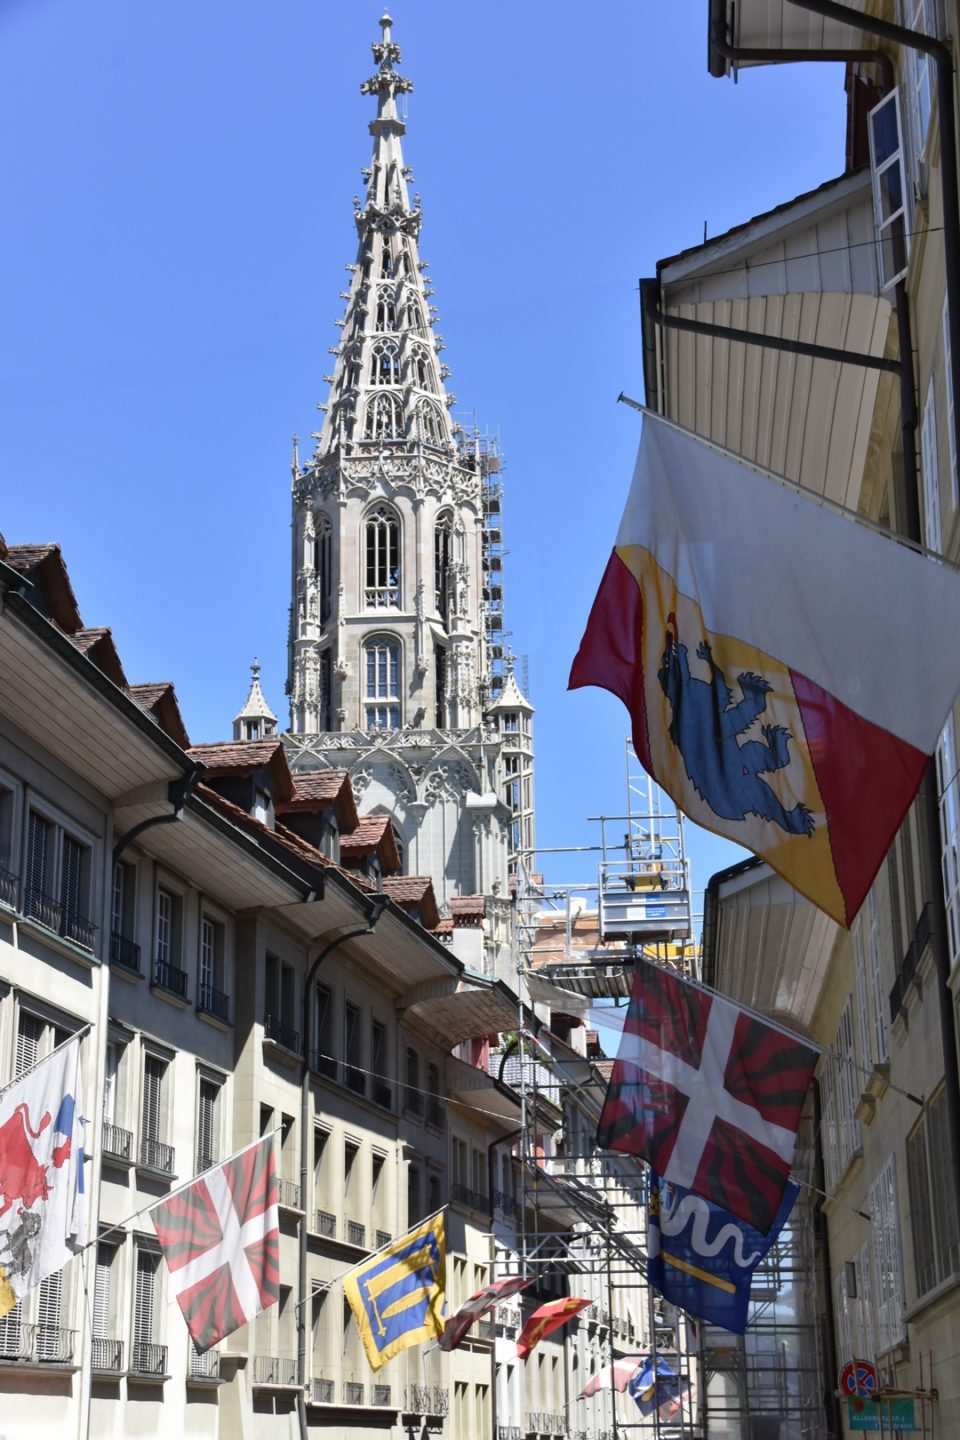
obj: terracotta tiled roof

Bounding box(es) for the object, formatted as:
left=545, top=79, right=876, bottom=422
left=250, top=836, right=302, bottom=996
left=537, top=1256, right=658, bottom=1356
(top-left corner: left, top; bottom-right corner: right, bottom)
left=68, top=627, right=127, bottom=687
left=383, top=875, right=440, bottom=929
left=5, top=543, right=83, bottom=633
left=278, top=769, right=359, bottom=832
left=288, top=770, right=348, bottom=802
left=340, top=814, right=401, bottom=876
left=449, top=895, right=485, bottom=926
left=433, top=918, right=454, bottom=935
left=594, top=1059, right=614, bottom=1082
left=194, top=782, right=374, bottom=890
left=128, top=683, right=191, bottom=750
left=188, top=738, right=294, bottom=802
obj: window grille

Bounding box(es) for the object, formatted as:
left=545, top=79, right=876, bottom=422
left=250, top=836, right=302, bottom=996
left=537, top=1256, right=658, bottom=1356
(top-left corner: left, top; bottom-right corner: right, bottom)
left=907, top=1087, right=960, bottom=1299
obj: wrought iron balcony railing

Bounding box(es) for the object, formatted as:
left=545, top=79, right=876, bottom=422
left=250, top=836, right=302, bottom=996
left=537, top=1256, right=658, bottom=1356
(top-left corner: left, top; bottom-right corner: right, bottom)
left=346, top=1220, right=366, bottom=1247
left=110, top=931, right=141, bottom=973
left=139, top=1136, right=175, bottom=1175
left=0, top=866, right=18, bottom=909
left=426, top=1099, right=446, bottom=1130
left=312, top=1377, right=334, bottom=1403
left=0, top=1322, right=77, bottom=1364
left=451, top=1181, right=489, bottom=1211
left=314, top=1209, right=336, bottom=1238
left=372, top=1080, right=392, bottom=1109
left=188, top=1345, right=220, bottom=1379
left=373, top=1383, right=392, bottom=1406
left=198, top=982, right=230, bottom=1024
left=403, top=1087, right=423, bottom=1117
left=130, top=1340, right=168, bottom=1376
left=345, top=1381, right=364, bottom=1405
left=252, top=1355, right=297, bottom=1386
left=23, top=887, right=96, bottom=950
left=375, top=1229, right=392, bottom=1248
left=91, top=1336, right=124, bottom=1372
left=153, top=957, right=189, bottom=999
left=345, top=1063, right=366, bottom=1097
left=277, top=1178, right=302, bottom=1210
left=308, top=1048, right=338, bottom=1080
left=264, top=1015, right=301, bottom=1054
left=102, top=1121, right=133, bottom=1162
left=402, top=1384, right=449, bottom=1415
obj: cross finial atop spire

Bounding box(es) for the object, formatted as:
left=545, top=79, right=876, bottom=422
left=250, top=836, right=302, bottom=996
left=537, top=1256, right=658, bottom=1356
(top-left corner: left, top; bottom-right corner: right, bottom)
left=362, top=9, right=412, bottom=132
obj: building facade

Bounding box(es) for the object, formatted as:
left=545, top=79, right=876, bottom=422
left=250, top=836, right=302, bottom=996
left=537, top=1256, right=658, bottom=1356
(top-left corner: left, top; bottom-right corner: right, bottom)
left=645, top=4, right=960, bottom=1434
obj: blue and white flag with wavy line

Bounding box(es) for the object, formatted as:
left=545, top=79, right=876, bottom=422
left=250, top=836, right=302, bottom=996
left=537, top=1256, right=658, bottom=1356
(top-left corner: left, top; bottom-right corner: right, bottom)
left=648, top=1174, right=798, bottom=1333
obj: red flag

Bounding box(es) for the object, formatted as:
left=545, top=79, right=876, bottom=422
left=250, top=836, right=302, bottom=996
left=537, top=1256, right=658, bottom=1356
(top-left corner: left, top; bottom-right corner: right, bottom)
left=597, top=959, right=816, bottom=1233
left=151, top=1135, right=280, bottom=1352
left=438, top=1274, right=532, bottom=1352
left=515, top=1297, right=590, bottom=1359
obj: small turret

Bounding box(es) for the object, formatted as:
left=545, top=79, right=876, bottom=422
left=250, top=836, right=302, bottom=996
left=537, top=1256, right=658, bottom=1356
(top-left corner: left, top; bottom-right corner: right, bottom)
left=233, top=658, right=278, bottom=742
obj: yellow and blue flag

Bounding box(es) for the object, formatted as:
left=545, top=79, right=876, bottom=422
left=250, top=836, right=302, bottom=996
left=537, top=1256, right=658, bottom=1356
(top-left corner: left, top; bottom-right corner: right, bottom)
left=343, top=1211, right=445, bottom=1371
left=648, top=1174, right=798, bottom=1333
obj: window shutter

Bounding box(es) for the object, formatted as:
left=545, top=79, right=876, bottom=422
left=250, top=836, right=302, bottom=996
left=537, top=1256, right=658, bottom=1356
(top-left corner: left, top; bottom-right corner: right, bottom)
left=93, top=1246, right=112, bottom=1339
left=142, top=1056, right=164, bottom=1143
left=60, top=834, right=83, bottom=921
left=25, top=812, right=50, bottom=895
left=15, top=1012, right=42, bottom=1078
left=36, top=1270, right=62, bottom=1357
left=197, top=1079, right=218, bottom=1169
left=869, top=1155, right=906, bottom=1352
left=134, top=1250, right=156, bottom=1346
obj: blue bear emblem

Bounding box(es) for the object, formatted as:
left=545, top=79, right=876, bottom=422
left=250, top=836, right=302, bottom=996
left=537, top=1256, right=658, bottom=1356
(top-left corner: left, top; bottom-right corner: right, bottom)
left=657, top=614, right=814, bottom=838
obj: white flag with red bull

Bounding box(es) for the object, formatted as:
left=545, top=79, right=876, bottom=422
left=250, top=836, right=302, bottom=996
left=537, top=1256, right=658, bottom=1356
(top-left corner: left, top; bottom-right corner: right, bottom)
left=0, top=1037, right=86, bottom=1317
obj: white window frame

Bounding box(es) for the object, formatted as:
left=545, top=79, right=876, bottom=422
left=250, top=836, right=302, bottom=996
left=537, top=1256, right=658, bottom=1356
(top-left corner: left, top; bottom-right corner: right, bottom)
left=869, top=1154, right=906, bottom=1354
left=364, top=636, right=401, bottom=730
left=898, top=0, right=937, bottom=168
left=836, top=1000, right=862, bottom=1169
left=866, top=889, right=888, bottom=1064
left=944, top=296, right=958, bottom=508
left=854, top=1241, right=876, bottom=1363
left=937, top=712, right=960, bottom=971
left=868, top=89, right=911, bottom=291
left=921, top=372, right=942, bottom=554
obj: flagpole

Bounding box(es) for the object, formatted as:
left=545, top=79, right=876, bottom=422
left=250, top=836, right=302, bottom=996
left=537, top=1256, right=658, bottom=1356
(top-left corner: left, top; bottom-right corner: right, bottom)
left=74, top=1127, right=284, bottom=1257
left=616, top=393, right=960, bottom=574
left=0, top=1022, right=93, bottom=1100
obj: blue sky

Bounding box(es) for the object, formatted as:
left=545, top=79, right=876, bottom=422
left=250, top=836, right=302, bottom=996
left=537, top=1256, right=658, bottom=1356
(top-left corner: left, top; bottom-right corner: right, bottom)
left=0, top=2, right=846, bottom=916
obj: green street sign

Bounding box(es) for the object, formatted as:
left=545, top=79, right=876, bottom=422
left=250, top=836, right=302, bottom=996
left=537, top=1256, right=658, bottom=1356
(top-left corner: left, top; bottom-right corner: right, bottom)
left=847, top=1398, right=917, bottom=1432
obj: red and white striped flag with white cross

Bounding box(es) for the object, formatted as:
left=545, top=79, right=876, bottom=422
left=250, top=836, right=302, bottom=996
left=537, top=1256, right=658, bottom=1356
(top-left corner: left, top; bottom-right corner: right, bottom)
left=151, top=1134, right=280, bottom=1352
left=597, top=958, right=817, bottom=1233
left=438, top=1274, right=533, bottom=1352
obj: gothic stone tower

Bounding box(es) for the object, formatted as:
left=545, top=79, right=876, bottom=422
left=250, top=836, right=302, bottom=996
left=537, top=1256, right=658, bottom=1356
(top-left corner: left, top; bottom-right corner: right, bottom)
left=284, top=13, right=533, bottom=907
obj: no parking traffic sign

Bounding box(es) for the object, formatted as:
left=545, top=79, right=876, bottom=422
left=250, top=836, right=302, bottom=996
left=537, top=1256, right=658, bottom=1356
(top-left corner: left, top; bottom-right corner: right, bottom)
left=840, top=1360, right=879, bottom=1398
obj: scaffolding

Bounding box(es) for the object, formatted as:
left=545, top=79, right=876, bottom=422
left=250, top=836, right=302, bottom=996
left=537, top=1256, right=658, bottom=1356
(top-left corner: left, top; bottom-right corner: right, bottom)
left=496, top=740, right=823, bottom=1440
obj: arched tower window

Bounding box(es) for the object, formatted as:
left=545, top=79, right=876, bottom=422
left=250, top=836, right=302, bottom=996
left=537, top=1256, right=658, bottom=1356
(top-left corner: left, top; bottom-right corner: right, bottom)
left=409, top=344, right=436, bottom=393
left=370, top=339, right=400, bottom=386
left=375, top=288, right=398, bottom=331
left=363, top=392, right=403, bottom=441
left=365, top=504, right=400, bottom=608
left=435, top=644, right=447, bottom=727
left=416, top=398, right=444, bottom=447
left=380, top=239, right=393, bottom=277
left=364, top=636, right=401, bottom=729
left=406, top=295, right=426, bottom=335
left=434, top=511, right=453, bottom=622
left=314, top=513, right=333, bottom=623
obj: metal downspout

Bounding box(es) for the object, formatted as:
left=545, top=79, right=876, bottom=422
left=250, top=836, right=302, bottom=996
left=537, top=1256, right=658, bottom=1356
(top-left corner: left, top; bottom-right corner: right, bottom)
left=296, top=897, right=388, bottom=1440
left=812, top=1078, right=844, bottom=1439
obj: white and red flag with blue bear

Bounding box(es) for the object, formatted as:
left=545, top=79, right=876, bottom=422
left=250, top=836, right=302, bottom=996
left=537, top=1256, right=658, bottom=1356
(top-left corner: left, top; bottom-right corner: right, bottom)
left=0, top=1036, right=86, bottom=1317
left=151, top=1134, right=280, bottom=1352
left=598, top=959, right=816, bottom=1233
left=570, top=410, right=960, bottom=926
